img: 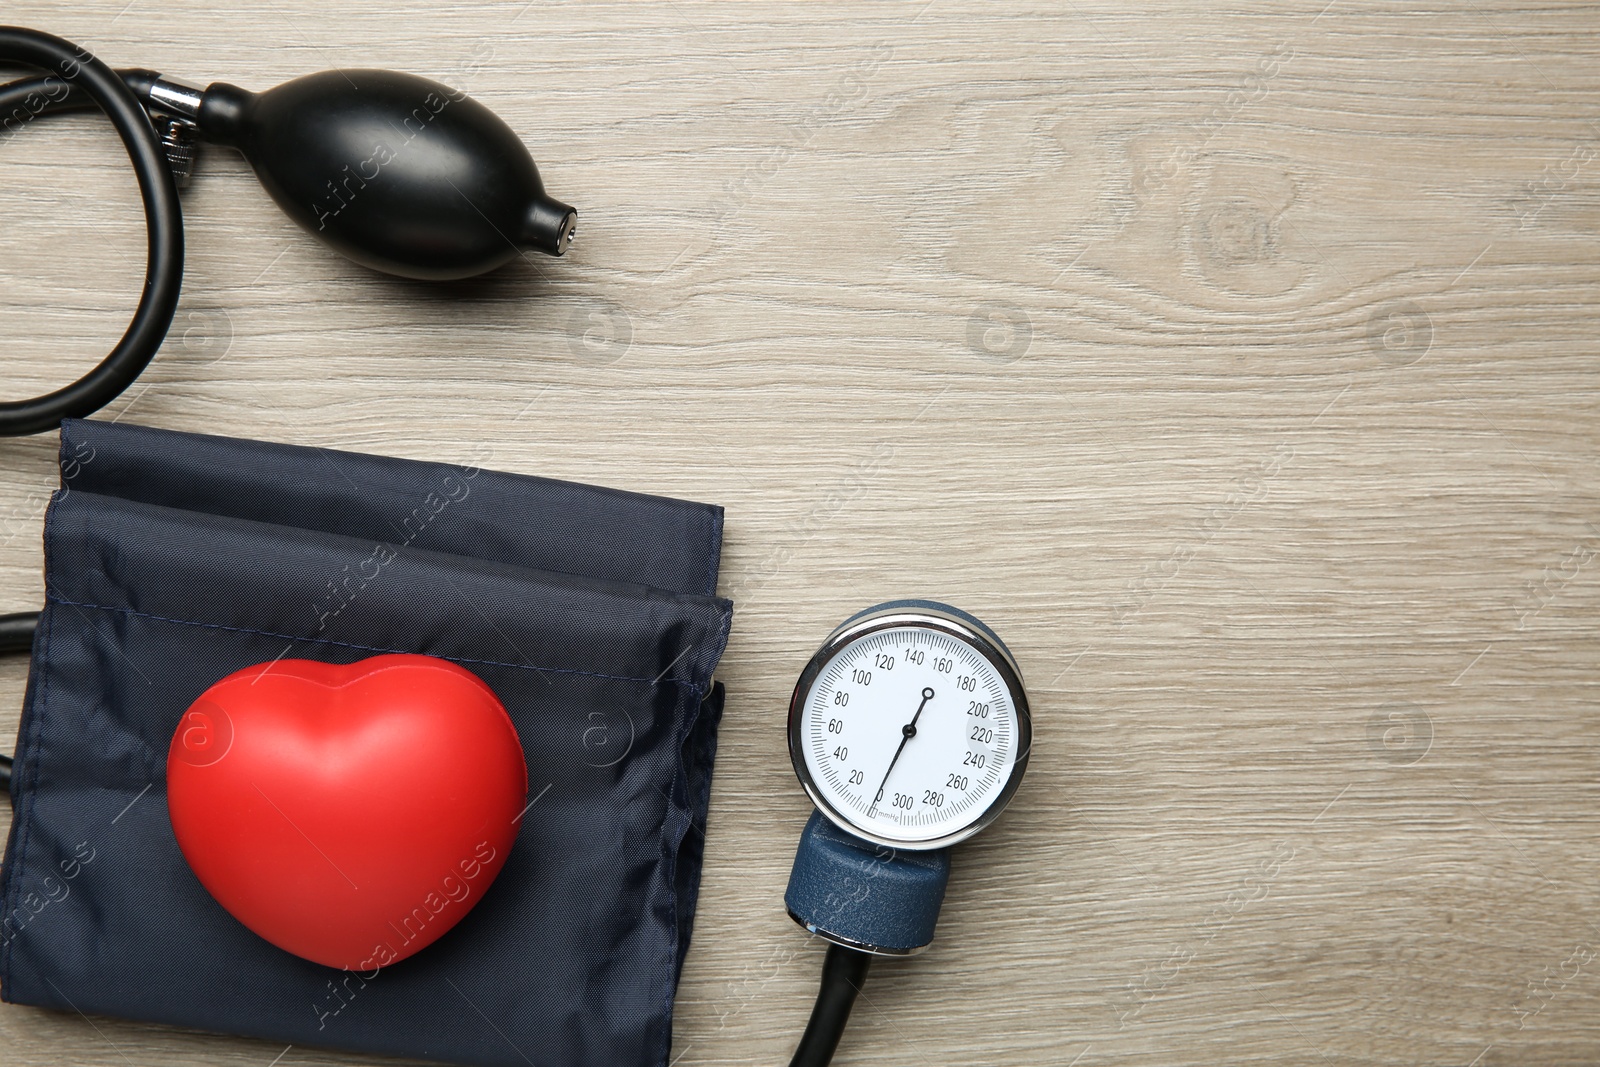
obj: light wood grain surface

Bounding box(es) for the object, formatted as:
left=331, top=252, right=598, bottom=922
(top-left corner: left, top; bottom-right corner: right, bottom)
left=3, top=2, right=1600, bottom=1065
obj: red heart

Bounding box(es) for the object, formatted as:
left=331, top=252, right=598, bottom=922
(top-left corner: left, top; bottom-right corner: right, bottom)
left=167, top=654, right=527, bottom=970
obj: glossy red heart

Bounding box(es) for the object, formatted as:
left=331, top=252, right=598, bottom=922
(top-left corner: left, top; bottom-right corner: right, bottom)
left=167, top=654, right=527, bottom=971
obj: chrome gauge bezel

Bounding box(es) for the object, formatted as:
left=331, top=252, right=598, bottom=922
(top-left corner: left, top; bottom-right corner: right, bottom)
left=787, top=606, right=1032, bottom=851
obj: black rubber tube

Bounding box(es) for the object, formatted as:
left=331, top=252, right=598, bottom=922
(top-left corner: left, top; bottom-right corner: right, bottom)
left=0, top=611, right=36, bottom=803
left=0, top=27, right=182, bottom=436
left=788, top=943, right=872, bottom=1067
left=0, top=611, right=38, bottom=656
left=0, top=67, right=161, bottom=121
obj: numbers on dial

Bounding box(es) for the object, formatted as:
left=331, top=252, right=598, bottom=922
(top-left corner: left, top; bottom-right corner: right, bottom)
left=801, top=626, right=1016, bottom=844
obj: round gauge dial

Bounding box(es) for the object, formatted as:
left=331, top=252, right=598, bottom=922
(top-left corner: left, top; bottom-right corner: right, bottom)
left=788, top=605, right=1031, bottom=850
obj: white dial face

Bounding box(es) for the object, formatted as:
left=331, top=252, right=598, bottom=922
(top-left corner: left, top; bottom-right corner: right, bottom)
left=798, top=625, right=1020, bottom=845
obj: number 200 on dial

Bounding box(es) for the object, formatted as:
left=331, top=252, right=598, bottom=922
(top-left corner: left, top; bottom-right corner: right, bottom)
left=788, top=606, right=1032, bottom=850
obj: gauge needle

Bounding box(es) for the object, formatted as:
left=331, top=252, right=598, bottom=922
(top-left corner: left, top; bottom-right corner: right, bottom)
left=867, top=686, right=934, bottom=817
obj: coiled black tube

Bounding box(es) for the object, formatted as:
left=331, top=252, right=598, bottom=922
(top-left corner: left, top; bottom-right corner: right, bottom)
left=0, top=26, right=183, bottom=436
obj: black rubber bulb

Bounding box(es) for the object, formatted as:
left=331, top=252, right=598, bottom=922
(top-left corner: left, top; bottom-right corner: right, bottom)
left=193, top=70, right=575, bottom=280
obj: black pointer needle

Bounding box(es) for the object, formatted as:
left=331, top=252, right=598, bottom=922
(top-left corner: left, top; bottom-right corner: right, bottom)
left=868, top=686, right=935, bottom=817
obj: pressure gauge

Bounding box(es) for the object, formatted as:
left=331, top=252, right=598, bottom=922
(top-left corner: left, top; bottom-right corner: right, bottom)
left=788, top=601, right=1032, bottom=851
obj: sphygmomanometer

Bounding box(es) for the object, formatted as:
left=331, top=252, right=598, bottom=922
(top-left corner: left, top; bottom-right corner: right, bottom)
left=0, top=26, right=1033, bottom=1067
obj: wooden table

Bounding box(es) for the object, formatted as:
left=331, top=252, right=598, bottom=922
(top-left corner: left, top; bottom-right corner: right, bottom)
left=2, top=2, right=1598, bottom=1064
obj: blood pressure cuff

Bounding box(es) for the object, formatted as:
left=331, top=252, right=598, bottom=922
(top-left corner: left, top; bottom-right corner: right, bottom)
left=0, top=418, right=733, bottom=1067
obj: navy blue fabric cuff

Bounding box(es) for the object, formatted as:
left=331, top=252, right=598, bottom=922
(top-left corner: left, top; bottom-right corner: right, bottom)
left=0, top=419, right=733, bottom=1067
